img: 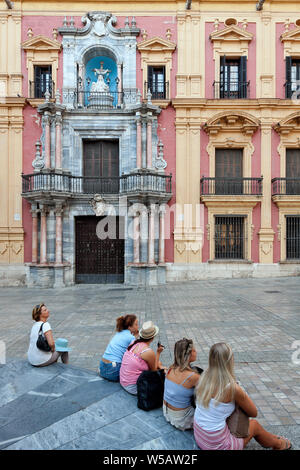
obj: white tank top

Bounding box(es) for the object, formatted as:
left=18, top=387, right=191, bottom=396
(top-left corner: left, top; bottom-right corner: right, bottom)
left=194, top=398, right=235, bottom=432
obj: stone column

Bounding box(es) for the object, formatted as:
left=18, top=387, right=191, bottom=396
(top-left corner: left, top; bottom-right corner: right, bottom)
left=78, top=63, right=84, bottom=107
left=40, top=205, right=48, bottom=264
left=146, top=114, right=153, bottom=168
left=159, top=206, right=166, bottom=264
left=55, top=113, right=62, bottom=169
left=44, top=112, right=51, bottom=169
left=259, top=121, right=274, bottom=263
left=136, top=113, right=142, bottom=169
left=148, top=204, right=155, bottom=264
left=31, top=206, right=38, bottom=263
left=55, top=203, right=63, bottom=265
left=133, top=211, right=140, bottom=263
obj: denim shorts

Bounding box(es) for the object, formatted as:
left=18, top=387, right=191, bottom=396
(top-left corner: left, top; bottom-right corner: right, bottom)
left=99, top=360, right=121, bottom=382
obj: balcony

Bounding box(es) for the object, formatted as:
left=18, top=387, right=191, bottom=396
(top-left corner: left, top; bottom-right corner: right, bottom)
left=213, top=81, right=250, bottom=99
left=62, top=88, right=138, bottom=110
left=29, top=80, right=55, bottom=99
left=201, top=177, right=263, bottom=196
left=144, top=81, right=169, bottom=100
left=284, top=81, right=300, bottom=100
left=21, top=170, right=172, bottom=202
left=272, top=178, right=300, bottom=198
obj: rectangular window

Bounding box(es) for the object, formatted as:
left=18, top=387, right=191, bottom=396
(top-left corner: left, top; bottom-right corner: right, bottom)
left=219, top=56, right=248, bottom=98
left=215, top=216, right=245, bottom=259
left=33, top=65, right=53, bottom=98
left=286, top=57, right=300, bottom=99
left=286, top=149, right=300, bottom=194
left=83, top=140, right=119, bottom=193
left=147, top=66, right=167, bottom=99
left=286, top=216, right=300, bottom=259
left=215, top=149, right=243, bottom=194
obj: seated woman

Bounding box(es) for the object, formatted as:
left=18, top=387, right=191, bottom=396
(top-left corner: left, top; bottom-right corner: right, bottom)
left=120, top=320, right=164, bottom=395
left=100, top=315, right=139, bottom=382
left=194, top=342, right=292, bottom=450
left=28, top=303, right=70, bottom=367
left=163, top=338, right=202, bottom=431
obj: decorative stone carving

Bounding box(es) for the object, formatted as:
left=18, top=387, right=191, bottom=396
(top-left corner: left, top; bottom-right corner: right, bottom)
left=90, top=194, right=107, bottom=216
left=32, top=140, right=44, bottom=170
left=155, top=140, right=167, bottom=170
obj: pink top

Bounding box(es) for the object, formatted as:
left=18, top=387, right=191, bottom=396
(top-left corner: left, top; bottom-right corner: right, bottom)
left=120, top=342, right=151, bottom=387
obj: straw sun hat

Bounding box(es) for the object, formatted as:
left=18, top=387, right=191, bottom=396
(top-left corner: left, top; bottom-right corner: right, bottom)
left=139, top=321, right=159, bottom=340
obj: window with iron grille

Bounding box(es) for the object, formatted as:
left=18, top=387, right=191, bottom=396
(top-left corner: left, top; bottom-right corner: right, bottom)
left=33, top=65, right=52, bottom=98
left=147, top=66, right=166, bottom=99
left=286, top=216, right=300, bottom=259
left=219, top=56, right=247, bottom=99
left=285, top=57, right=300, bottom=99
left=215, top=216, right=246, bottom=259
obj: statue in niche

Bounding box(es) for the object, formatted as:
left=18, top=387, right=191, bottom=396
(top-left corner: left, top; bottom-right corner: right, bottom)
left=91, top=62, right=111, bottom=93
left=88, top=61, right=114, bottom=108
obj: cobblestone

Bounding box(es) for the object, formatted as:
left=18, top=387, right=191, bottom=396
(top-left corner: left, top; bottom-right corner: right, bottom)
left=0, top=276, right=300, bottom=450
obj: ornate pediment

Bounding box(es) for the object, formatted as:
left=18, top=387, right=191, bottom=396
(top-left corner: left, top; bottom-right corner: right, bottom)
left=210, top=25, right=253, bottom=44
left=137, top=37, right=176, bottom=53
left=274, top=112, right=300, bottom=135
left=203, top=112, right=259, bottom=136
left=22, top=35, right=61, bottom=51
left=281, top=27, right=300, bottom=43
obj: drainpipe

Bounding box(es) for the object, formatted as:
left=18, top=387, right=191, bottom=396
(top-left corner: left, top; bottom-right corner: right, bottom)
left=256, top=0, right=265, bottom=10
left=4, top=0, right=14, bottom=8
left=185, top=0, right=192, bottom=9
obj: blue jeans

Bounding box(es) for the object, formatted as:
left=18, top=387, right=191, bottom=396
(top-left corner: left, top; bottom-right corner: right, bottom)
left=99, top=360, right=121, bottom=382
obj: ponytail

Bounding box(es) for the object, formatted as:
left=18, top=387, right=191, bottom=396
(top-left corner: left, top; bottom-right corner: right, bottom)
left=116, top=314, right=137, bottom=332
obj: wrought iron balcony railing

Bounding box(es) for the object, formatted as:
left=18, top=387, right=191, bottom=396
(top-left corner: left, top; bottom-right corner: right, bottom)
left=144, top=81, right=169, bottom=100
left=272, top=178, right=300, bottom=196
left=22, top=171, right=172, bottom=196
left=213, top=81, right=250, bottom=99
left=29, top=80, right=55, bottom=99
left=284, top=81, right=300, bottom=99
left=200, top=177, right=263, bottom=196
left=62, top=88, right=139, bottom=110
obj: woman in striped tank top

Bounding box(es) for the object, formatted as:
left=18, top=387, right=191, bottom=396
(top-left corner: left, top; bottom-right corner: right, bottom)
left=194, top=343, right=291, bottom=450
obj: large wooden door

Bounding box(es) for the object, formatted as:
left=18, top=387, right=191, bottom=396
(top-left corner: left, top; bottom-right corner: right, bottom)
left=83, top=140, right=119, bottom=193
left=75, top=216, right=124, bottom=284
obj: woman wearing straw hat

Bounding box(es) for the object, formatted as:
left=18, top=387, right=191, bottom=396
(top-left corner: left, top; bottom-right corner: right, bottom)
left=27, top=303, right=71, bottom=367
left=120, top=320, right=165, bottom=395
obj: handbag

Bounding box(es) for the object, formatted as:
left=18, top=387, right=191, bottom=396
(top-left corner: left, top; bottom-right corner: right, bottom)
left=137, top=369, right=165, bottom=411
left=36, top=323, right=51, bottom=352
left=227, top=404, right=250, bottom=438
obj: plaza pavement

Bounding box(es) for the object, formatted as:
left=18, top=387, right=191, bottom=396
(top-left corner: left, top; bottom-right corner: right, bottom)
left=0, top=277, right=300, bottom=450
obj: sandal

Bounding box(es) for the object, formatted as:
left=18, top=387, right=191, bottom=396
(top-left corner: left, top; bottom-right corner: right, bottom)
left=275, top=436, right=292, bottom=450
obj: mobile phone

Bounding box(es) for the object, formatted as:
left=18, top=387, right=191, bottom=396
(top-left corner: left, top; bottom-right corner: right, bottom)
left=158, top=341, right=164, bottom=348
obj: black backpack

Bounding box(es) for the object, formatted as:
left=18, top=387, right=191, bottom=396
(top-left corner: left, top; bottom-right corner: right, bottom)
left=136, top=369, right=165, bottom=411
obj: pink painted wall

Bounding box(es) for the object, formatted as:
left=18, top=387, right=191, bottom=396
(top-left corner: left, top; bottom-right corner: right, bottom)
left=271, top=129, right=281, bottom=262
left=276, top=23, right=286, bottom=99
left=205, top=22, right=256, bottom=99
left=200, top=130, right=209, bottom=262
left=136, top=16, right=177, bottom=262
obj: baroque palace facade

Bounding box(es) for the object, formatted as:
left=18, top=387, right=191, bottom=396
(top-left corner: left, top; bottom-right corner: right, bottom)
left=1, top=0, right=300, bottom=287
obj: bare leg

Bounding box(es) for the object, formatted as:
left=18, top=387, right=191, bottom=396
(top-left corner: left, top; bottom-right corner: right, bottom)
left=244, top=419, right=291, bottom=450
left=60, top=352, right=69, bottom=364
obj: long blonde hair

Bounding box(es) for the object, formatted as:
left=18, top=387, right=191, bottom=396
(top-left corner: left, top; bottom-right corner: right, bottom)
left=195, top=343, right=236, bottom=408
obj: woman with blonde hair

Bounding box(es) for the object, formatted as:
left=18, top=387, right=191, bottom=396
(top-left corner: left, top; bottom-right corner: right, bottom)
left=100, top=314, right=139, bottom=382
left=163, top=338, right=202, bottom=431
left=194, top=342, right=291, bottom=450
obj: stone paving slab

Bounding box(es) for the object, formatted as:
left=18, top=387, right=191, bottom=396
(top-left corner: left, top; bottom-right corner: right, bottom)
left=0, top=277, right=300, bottom=450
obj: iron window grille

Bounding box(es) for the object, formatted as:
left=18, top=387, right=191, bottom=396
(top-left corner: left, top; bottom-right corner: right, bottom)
left=216, top=56, right=249, bottom=99
left=285, top=57, right=300, bottom=99
left=286, top=216, right=300, bottom=260
left=214, top=215, right=247, bottom=260
left=31, top=65, right=54, bottom=99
